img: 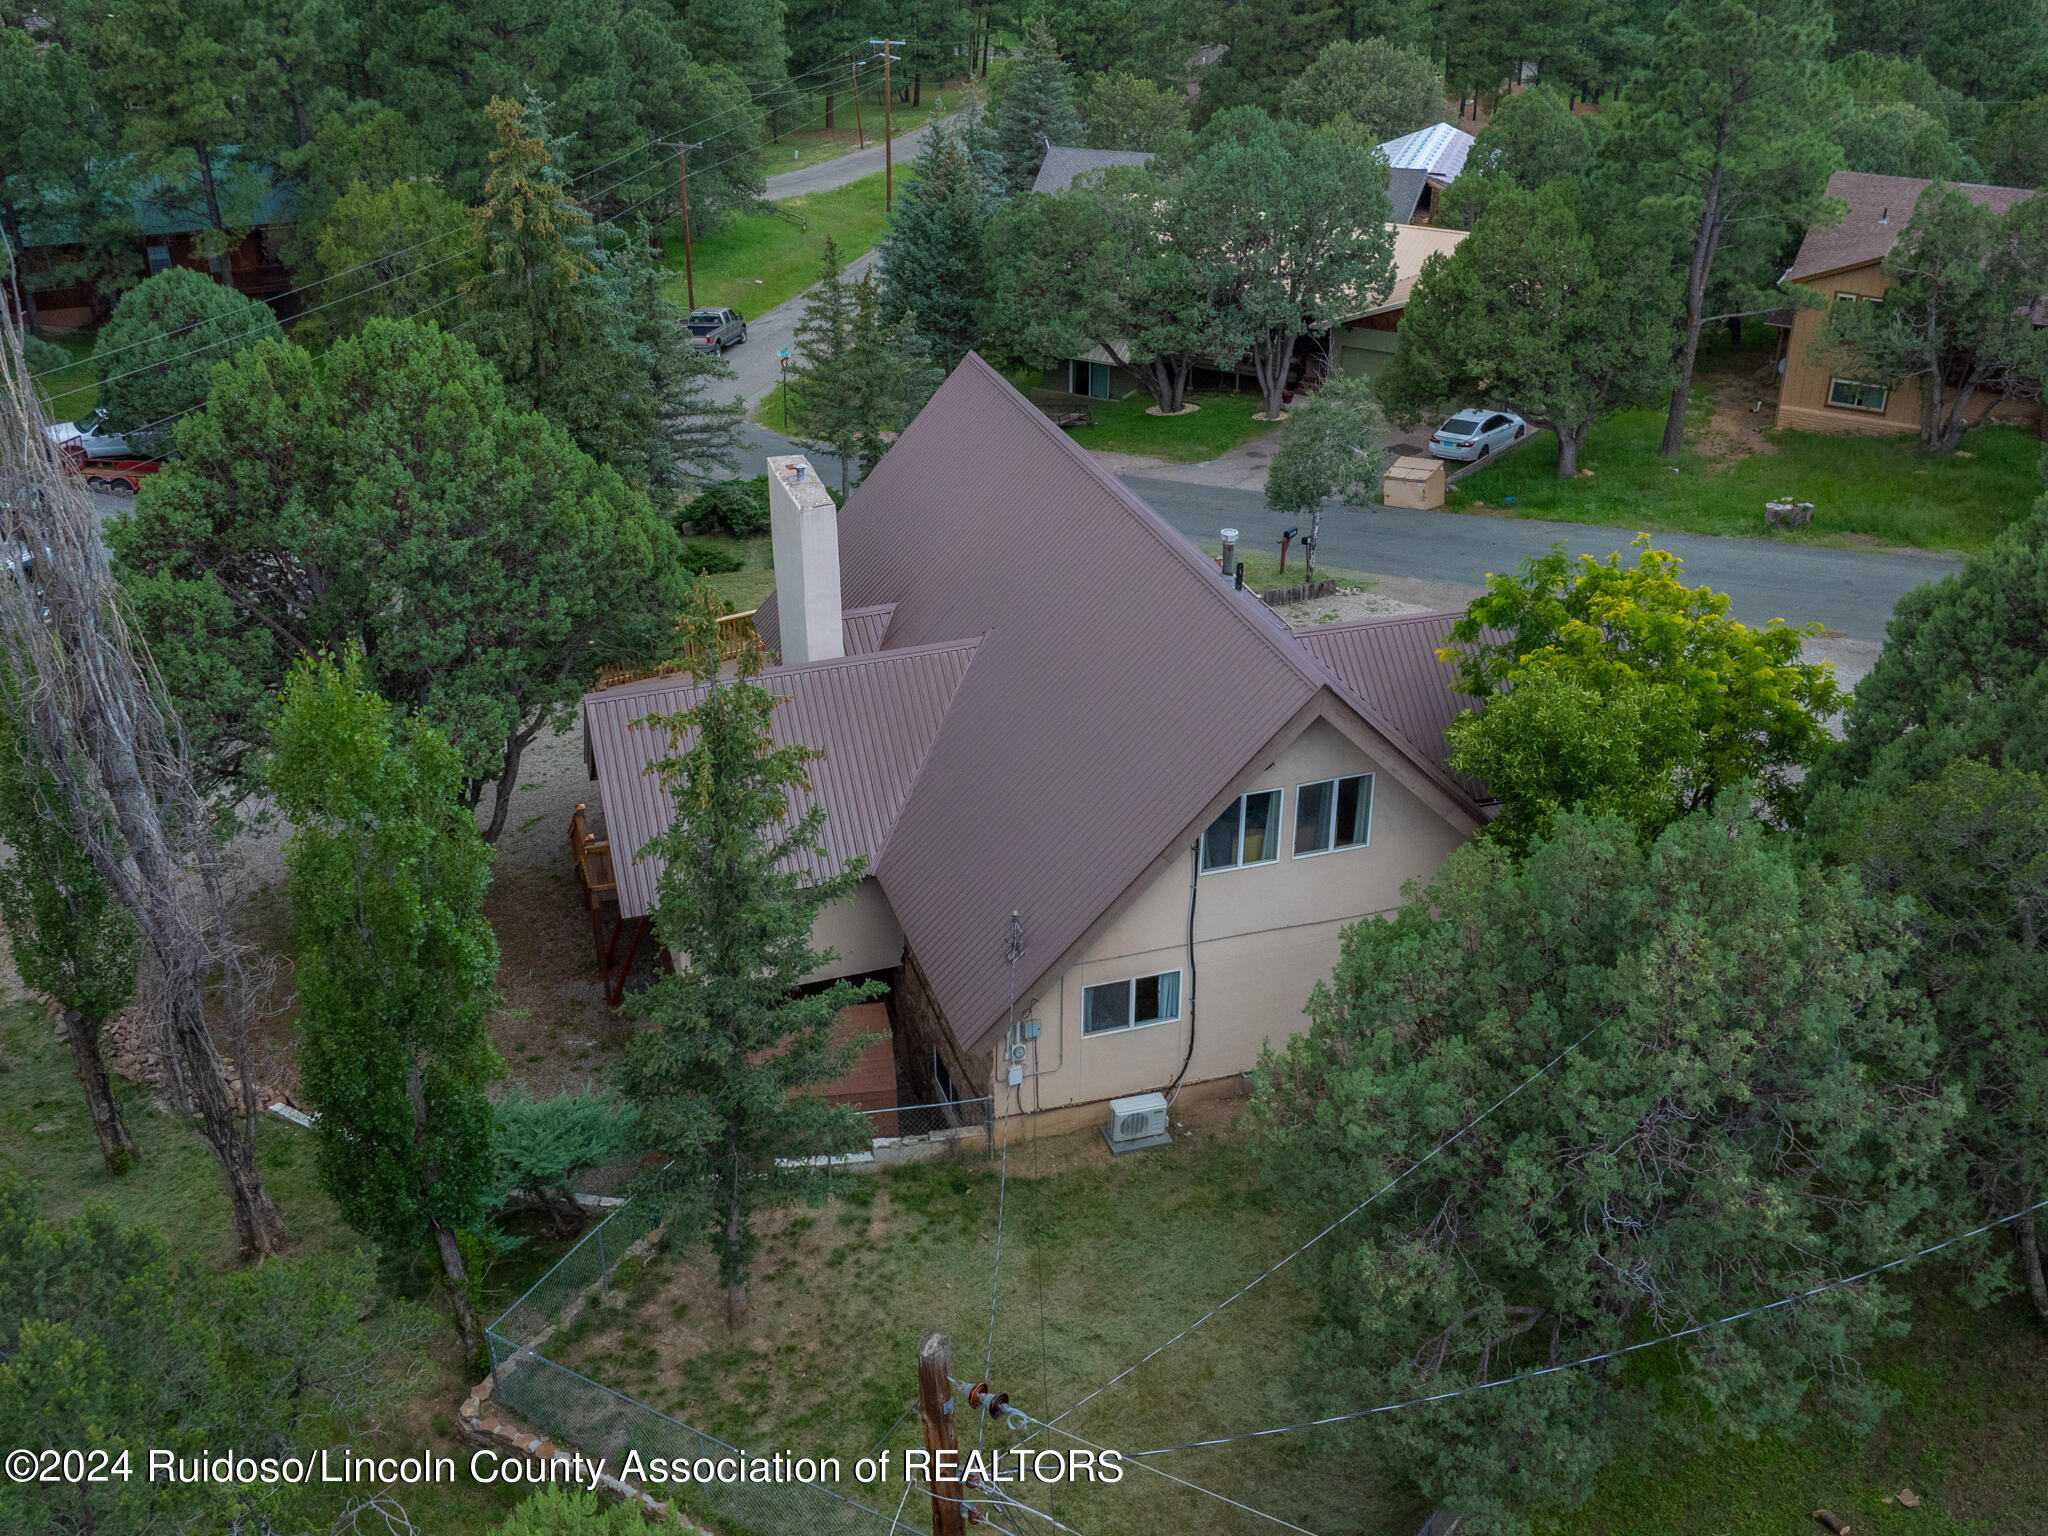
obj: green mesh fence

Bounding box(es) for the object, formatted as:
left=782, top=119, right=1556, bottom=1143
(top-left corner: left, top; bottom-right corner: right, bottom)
left=486, top=1198, right=912, bottom=1535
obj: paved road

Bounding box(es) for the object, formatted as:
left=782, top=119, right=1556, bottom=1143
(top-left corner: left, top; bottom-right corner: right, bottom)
left=716, top=248, right=882, bottom=407
left=762, top=126, right=928, bottom=201
left=1122, top=476, right=1961, bottom=643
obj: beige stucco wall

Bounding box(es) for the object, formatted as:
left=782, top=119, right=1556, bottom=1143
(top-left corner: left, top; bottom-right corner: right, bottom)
left=1000, top=717, right=1468, bottom=1115
left=806, top=877, right=905, bottom=983
left=1777, top=262, right=2042, bottom=436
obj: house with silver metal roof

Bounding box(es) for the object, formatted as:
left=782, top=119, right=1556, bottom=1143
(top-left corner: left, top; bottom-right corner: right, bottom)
left=580, top=356, right=1491, bottom=1139
left=1377, top=122, right=1475, bottom=226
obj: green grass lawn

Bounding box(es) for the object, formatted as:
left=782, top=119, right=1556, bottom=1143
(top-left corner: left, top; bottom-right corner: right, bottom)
left=0, top=1000, right=564, bottom=1534
left=551, top=1111, right=1426, bottom=1536
left=1059, top=389, right=1280, bottom=463
left=686, top=531, right=776, bottom=611
left=1196, top=540, right=1374, bottom=593
left=1447, top=409, right=2040, bottom=554
left=31, top=329, right=97, bottom=422
left=654, top=170, right=896, bottom=317
left=1547, top=1283, right=2048, bottom=1536
left=752, top=85, right=955, bottom=177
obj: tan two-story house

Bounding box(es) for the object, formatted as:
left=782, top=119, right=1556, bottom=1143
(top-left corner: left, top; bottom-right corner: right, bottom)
left=1776, top=170, right=2041, bottom=436
left=581, top=356, right=1492, bottom=1139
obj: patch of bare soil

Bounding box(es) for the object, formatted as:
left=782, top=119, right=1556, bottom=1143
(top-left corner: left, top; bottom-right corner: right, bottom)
left=1695, top=350, right=1787, bottom=465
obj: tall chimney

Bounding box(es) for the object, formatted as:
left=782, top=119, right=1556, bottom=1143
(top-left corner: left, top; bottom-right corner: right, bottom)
left=767, top=455, right=843, bottom=665
left=1218, top=527, right=1238, bottom=577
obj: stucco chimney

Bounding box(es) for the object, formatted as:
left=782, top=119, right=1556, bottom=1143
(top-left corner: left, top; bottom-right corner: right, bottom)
left=767, top=455, right=843, bottom=666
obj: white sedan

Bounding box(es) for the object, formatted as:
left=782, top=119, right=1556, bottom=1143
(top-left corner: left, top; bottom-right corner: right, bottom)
left=1428, top=409, right=1526, bottom=462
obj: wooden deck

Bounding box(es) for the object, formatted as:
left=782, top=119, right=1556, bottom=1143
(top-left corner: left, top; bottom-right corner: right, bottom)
left=591, top=610, right=766, bottom=692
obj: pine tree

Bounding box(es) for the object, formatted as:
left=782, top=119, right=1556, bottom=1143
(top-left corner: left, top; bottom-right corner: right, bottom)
left=268, top=650, right=502, bottom=1359
left=615, top=231, right=747, bottom=494
left=787, top=237, right=862, bottom=495
left=617, top=592, right=884, bottom=1331
left=877, top=118, right=998, bottom=370
left=462, top=92, right=655, bottom=474
left=0, top=675, right=141, bottom=1174
left=992, top=18, right=1086, bottom=192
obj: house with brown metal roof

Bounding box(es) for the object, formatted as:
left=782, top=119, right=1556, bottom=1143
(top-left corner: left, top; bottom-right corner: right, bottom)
left=1775, top=170, right=2041, bottom=436
left=581, top=355, right=1490, bottom=1138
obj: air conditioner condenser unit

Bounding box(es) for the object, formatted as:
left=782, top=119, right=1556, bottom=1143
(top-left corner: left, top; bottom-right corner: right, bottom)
left=1103, top=1091, right=1172, bottom=1155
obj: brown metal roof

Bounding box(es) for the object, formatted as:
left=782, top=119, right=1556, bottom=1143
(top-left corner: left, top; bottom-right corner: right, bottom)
left=1293, top=613, right=1496, bottom=805
left=583, top=637, right=981, bottom=917
left=842, top=602, right=896, bottom=655
left=755, top=355, right=1482, bottom=1052
left=1787, top=171, right=2034, bottom=283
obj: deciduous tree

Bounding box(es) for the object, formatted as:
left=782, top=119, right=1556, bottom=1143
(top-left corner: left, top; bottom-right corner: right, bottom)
left=269, top=650, right=502, bottom=1358
left=983, top=168, right=1230, bottom=416
left=304, top=177, right=479, bottom=342
left=1253, top=799, right=1956, bottom=1529
left=1442, top=537, right=1842, bottom=845
left=617, top=594, right=883, bottom=1331
left=1379, top=185, right=1677, bottom=478
left=1263, top=372, right=1389, bottom=586
left=1179, top=110, right=1396, bottom=422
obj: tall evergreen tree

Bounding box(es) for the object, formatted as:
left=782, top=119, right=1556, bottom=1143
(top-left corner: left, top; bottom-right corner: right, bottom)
left=269, top=650, right=502, bottom=1358
left=1604, top=0, right=1841, bottom=457
left=877, top=118, right=999, bottom=370
left=461, top=92, right=655, bottom=476
left=614, top=232, right=749, bottom=495
left=617, top=594, right=884, bottom=1331
left=0, top=678, right=141, bottom=1174
left=992, top=18, right=1086, bottom=193
left=786, top=237, right=863, bottom=495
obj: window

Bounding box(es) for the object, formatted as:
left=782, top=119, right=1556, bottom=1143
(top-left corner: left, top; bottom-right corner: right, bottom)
left=1294, top=774, right=1374, bottom=856
left=1083, top=970, right=1182, bottom=1035
left=1828, top=377, right=1889, bottom=413
left=1069, top=359, right=1109, bottom=399
left=1201, top=788, right=1284, bottom=872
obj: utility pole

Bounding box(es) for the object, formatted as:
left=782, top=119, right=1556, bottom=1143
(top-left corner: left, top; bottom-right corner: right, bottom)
left=852, top=57, right=865, bottom=150
left=664, top=139, right=703, bottom=311
left=869, top=39, right=905, bottom=212
left=916, top=1331, right=966, bottom=1536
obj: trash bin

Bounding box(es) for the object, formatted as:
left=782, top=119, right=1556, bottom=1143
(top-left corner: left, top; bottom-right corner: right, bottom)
left=1382, top=455, right=1446, bottom=510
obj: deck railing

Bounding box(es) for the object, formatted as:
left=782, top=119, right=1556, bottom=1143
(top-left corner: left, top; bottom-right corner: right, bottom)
left=591, top=609, right=765, bottom=691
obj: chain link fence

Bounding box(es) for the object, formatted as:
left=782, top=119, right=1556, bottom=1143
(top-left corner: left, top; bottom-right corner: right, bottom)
left=484, top=1098, right=993, bottom=1536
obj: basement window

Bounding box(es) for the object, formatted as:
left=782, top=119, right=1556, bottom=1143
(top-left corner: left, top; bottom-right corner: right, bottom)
left=1083, top=971, right=1182, bottom=1035
left=1294, top=774, right=1374, bottom=856
left=1201, top=789, right=1284, bottom=871
left=1827, top=378, right=1889, bottom=413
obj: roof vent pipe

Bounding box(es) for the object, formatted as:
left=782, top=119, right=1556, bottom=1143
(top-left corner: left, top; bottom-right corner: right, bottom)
left=1880, top=207, right=1889, bottom=224
left=1218, top=528, right=1238, bottom=577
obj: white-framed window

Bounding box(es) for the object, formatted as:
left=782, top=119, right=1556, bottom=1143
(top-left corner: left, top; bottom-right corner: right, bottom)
left=1293, top=773, right=1373, bottom=856
left=1828, top=377, right=1888, bottom=413
left=1082, top=970, right=1182, bottom=1035
left=1200, top=788, right=1285, bottom=872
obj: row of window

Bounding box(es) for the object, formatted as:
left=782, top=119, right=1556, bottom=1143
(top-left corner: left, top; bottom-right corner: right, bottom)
left=1200, top=774, right=1374, bottom=873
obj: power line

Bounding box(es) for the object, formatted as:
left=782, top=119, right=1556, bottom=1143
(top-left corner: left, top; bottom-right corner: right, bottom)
left=1021, top=1016, right=1609, bottom=1446
left=1126, top=1196, right=2048, bottom=1457
left=29, top=45, right=896, bottom=386
left=40, top=84, right=846, bottom=418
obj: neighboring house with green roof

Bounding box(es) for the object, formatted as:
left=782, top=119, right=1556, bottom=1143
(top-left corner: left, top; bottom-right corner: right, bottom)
left=15, top=149, right=302, bottom=332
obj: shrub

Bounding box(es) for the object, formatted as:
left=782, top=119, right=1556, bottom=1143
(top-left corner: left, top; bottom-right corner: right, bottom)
left=681, top=475, right=770, bottom=536
left=680, top=540, right=746, bottom=576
